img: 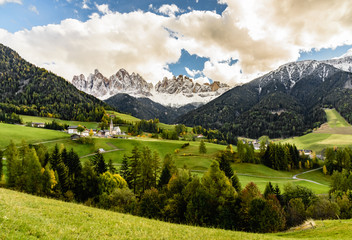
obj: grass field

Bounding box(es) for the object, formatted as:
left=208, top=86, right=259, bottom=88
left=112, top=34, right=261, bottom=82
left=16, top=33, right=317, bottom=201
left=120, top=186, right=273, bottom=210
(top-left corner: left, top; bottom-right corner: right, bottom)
left=1, top=188, right=351, bottom=240
left=325, top=109, right=351, bottom=128
left=233, top=163, right=330, bottom=194
left=0, top=123, right=69, bottom=149
left=106, top=110, right=141, bottom=123
left=281, top=109, right=352, bottom=153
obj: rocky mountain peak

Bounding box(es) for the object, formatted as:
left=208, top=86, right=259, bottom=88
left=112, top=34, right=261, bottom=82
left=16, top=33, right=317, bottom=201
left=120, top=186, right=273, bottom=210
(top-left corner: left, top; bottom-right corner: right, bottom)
left=72, top=70, right=229, bottom=107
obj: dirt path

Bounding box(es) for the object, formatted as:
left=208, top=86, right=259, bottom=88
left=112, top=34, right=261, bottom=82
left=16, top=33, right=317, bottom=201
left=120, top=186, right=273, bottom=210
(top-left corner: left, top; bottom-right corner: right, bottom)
left=292, top=167, right=327, bottom=186
left=79, top=148, right=122, bottom=159
left=192, top=167, right=327, bottom=186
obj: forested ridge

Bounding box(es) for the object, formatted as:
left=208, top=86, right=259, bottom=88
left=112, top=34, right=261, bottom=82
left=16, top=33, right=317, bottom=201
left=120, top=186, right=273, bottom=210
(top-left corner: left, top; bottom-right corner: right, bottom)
left=177, top=65, right=352, bottom=139
left=0, top=44, right=110, bottom=121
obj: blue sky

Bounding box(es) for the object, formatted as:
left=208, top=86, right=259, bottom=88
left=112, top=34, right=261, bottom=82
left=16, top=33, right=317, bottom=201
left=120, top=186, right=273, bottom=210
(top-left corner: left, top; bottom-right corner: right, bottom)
left=1, top=0, right=352, bottom=85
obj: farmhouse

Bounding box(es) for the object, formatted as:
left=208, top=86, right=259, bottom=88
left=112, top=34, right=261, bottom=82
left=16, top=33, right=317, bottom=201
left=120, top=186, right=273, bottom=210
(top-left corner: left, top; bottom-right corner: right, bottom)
left=68, top=126, right=78, bottom=134
left=31, top=122, right=45, bottom=128
left=70, top=134, right=80, bottom=140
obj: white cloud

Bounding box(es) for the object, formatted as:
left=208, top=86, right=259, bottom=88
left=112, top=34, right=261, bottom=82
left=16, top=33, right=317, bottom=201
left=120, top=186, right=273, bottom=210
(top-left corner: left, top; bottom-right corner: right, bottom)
left=2, top=0, right=352, bottom=87
left=0, top=12, right=179, bottom=84
left=29, top=5, right=39, bottom=15
left=158, top=4, right=180, bottom=17
left=95, top=3, right=111, bottom=15
left=185, top=67, right=201, bottom=77
left=82, top=0, right=90, bottom=9
left=0, top=0, right=21, bottom=4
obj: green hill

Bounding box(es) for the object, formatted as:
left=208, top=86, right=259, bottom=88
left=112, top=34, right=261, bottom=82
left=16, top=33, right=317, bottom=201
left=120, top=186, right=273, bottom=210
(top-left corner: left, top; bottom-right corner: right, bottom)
left=0, top=123, right=69, bottom=148
left=281, top=109, right=352, bottom=153
left=0, top=43, right=108, bottom=121
left=1, top=188, right=351, bottom=240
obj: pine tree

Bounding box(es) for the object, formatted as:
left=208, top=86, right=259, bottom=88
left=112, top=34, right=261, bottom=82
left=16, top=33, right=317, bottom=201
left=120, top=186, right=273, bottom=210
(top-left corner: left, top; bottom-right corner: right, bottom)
left=5, top=141, right=20, bottom=187
left=22, top=148, right=43, bottom=194
left=108, top=159, right=116, bottom=174
left=199, top=140, right=207, bottom=154
left=50, top=144, right=61, bottom=171
left=231, top=173, right=241, bottom=192
left=140, top=146, right=153, bottom=192
left=120, top=154, right=130, bottom=184
left=67, top=148, right=82, bottom=178
left=216, top=151, right=234, bottom=179
left=56, top=161, right=70, bottom=193
left=90, top=151, right=107, bottom=175
left=129, top=146, right=141, bottom=194
left=151, top=151, right=161, bottom=188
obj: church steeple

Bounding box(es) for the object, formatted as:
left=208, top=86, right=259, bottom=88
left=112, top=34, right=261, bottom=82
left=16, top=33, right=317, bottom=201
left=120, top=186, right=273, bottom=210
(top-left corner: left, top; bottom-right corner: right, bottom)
left=110, top=118, right=113, bottom=135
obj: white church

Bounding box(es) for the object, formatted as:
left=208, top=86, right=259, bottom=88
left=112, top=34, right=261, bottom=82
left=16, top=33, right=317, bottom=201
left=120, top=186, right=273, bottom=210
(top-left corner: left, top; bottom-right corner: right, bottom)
left=109, top=119, right=122, bottom=136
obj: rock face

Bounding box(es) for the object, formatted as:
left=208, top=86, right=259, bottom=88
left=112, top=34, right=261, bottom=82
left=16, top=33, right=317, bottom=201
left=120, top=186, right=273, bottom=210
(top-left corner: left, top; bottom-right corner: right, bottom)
left=155, top=75, right=228, bottom=95
left=72, top=70, right=229, bottom=107
left=72, top=69, right=153, bottom=100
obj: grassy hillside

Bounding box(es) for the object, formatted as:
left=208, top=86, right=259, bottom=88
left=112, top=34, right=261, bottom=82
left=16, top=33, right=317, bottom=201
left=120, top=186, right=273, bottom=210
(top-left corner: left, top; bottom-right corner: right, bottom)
left=325, top=108, right=351, bottom=128
left=0, top=123, right=69, bottom=148
left=20, top=115, right=100, bottom=129
left=233, top=163, right=330, bottom=194
left=281, top=109, right=352, bottom=153
left=1, top=188, right=351, bottom=240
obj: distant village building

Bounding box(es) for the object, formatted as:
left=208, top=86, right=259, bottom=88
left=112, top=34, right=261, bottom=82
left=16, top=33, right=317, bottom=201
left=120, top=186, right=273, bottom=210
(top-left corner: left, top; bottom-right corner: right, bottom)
left=98, top=130, right=107, bottom=137
left=70, top=134, right=80, bottom=140
left=31, top=122, right=45, bottom=128
left=81, top=129, right=90, bottom=137
left=68, top=126, right=78, bottom=134
left=109, top=119, right=122, bottom=136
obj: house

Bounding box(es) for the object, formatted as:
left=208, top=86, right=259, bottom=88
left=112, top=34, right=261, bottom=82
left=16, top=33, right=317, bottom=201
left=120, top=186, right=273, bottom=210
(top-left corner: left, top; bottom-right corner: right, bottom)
left=299, top=149, right=312, bottom=156
left=68, top=126, right=78, bottom=134
left=31, top=122, right=45, bottom=128
left=81, top=129, right=90, bottom=137
left=70, top=134, right=80, bottom=140
left=197, top=134, right=204, bottom=138
left=98, top=130, right=107, bottom=137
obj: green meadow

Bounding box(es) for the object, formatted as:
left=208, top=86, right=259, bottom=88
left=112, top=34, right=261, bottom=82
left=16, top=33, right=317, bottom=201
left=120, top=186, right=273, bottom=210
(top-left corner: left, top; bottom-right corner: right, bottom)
left=281, top=109, right=352, bottom=153
left=0, top=123, right=69, bottom=149
left=0, top=188, right=351, bottom=240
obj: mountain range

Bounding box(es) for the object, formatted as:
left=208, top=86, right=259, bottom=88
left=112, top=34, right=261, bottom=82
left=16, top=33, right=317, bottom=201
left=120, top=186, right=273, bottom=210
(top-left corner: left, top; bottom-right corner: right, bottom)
left=72, top=70, right=230, bottom=107
left=2, top=42, right=352, bottom=140
left=176, top=54, right=352, bottom=138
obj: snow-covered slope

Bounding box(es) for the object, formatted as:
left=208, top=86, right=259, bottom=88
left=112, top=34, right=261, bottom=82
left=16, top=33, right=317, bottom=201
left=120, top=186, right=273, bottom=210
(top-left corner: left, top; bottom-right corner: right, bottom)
left=72, top=70, right=229, bottom=107
left=255, top=53, right=352, bottom=94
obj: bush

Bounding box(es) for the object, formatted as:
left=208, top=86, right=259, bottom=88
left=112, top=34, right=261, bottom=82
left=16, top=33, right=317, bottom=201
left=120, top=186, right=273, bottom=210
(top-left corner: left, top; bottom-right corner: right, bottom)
left=306, top=197, right=340, bottom=220
left=286, top=198, right=307, bottom=228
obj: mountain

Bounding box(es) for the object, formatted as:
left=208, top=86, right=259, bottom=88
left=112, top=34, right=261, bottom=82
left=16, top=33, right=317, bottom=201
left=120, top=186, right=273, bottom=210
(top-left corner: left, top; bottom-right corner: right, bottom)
left=0, top=43, right=108, bottom=121
left=72, top=69, right=153, bottom=99
left=105, top=93, right=198, bottom=123
left=72, top=70, right=229, bottom=107
left=176, top=56, right=352, bottom=139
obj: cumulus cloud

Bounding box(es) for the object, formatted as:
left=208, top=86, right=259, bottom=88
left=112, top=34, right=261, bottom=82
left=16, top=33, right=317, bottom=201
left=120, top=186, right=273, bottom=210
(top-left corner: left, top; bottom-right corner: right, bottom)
left=95, top=3, right=111, bottom=15
left=82, top=0, right=90, bottom=9
left=158, top=4, right=181, bottom=17
left=1, top=0, right=352, bottom=87
left=0, top=12, right=179, bottom=84
left=29, top=5, right=39, bottom=15
left=0, top=0, right=21, bottom=4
